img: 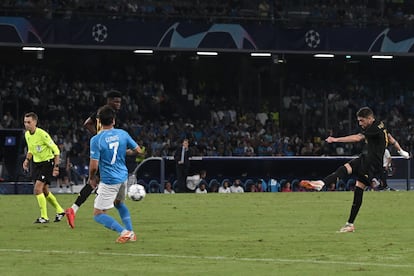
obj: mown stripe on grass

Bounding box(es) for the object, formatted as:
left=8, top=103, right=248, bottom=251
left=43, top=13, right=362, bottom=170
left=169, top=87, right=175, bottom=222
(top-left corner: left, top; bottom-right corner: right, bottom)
left=1, top=248, right=413, bottom=269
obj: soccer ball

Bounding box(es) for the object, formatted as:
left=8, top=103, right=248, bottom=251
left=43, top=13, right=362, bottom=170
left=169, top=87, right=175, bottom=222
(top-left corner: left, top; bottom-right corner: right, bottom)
left=305, top=29, right=320, bottom=48
left=92, top=24, right=108, bottom=43
left=128, top=184, right=146, bottom=201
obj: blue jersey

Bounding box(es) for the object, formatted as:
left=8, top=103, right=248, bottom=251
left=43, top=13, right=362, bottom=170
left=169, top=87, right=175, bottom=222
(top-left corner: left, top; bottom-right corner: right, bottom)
left=90, top=128, right=138, bottom=184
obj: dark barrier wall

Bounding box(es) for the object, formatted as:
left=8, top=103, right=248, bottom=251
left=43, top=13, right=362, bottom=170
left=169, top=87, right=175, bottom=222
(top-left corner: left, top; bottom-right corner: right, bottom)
left=135, top=156, right=411, bottom=187
left=0, top=129, right=25, bottom=181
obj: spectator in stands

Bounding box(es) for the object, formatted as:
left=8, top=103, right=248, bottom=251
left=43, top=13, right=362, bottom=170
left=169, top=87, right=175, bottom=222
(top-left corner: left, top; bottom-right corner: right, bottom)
left=230, top=178, right=244, bottom=193
left=248, top=181, right=258, bottom=192
left=185, top=169, right=207, bottom=191
left=281, top=180, right=292, bottom=192
left=218, top=179, right=231, bottom=193
left=195, top=180, right=208, bottom=193
left=164, top=180, right=175, bottom=194
left=256, top=179, right=264, bottom=192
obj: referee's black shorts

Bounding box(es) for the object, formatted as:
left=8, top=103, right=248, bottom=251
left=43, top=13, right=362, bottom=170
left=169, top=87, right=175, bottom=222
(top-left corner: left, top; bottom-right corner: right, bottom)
left=32, top=159, right=54, bottom=184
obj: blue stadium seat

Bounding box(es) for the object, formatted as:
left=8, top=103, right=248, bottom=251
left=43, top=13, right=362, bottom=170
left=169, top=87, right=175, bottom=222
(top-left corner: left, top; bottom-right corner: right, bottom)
left=279, top=179, right=288, bottom=191
left=148, top=179, right=161, bottom=193
left=208, top=179, right=220, bottom=192
left=336, top=179, right=346, bottom=191
left=244, top=179, right=255, bottom=192
left=172, top=179, right=178, bottom=192
left=346, top=179, right=356, bottom=191
left=291, top=179, right=300, bottom=191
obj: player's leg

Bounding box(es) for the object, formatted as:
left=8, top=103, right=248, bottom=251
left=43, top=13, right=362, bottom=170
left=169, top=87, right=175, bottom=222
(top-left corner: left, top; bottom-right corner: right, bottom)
left=43, top=185, right=65, bottom=222
left=34, top=180, right=49, bottom=223
left=339, top=181, right=365, bottom=233
left=300, top=163, right=352, bottom=191
left=338, top=159, right=366, bottom=232
left=65, top=183, right=94, bottom=228
left=93, top=183, right=133, bottom=243
left=74, top=183, right=94, bottom=208
left=114, top=182, right=133, bottom=230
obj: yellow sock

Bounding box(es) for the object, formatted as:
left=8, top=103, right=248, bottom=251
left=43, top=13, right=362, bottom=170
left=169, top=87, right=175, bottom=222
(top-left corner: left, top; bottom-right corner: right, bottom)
left=36, top=194, right=48, bottom=219
left=46, top=192, right=64, bottom=214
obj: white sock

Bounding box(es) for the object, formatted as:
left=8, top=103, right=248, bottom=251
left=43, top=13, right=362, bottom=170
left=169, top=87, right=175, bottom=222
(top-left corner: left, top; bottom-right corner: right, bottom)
left=71, top=204, right=79, bottom=213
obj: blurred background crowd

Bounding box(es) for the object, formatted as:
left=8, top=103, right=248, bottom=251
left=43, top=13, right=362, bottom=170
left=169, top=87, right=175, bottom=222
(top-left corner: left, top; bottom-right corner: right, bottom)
left=1, top=0, right=414, bottom=27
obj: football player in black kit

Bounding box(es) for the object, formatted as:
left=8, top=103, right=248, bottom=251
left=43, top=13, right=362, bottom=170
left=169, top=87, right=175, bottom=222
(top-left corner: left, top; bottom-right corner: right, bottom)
left=300, top=107, right=409, bottom=232
left=65, top=90, right=122, bottom=228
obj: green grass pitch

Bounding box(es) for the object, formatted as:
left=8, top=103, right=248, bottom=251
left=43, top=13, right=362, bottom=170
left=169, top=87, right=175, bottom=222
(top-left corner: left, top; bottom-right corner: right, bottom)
left=1, top=191, right=414, bottom=275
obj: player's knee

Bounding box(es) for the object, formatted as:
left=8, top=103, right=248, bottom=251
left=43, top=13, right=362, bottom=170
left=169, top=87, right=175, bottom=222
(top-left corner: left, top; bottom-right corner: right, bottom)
left=335, top=166, right=348, bottom=179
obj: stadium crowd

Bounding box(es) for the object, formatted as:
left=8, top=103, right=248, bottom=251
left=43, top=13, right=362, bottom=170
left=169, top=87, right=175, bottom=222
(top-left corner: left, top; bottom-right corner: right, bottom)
left=1, top=0, right=414, bottom=26
left=0, top=61, right=412, bottom=163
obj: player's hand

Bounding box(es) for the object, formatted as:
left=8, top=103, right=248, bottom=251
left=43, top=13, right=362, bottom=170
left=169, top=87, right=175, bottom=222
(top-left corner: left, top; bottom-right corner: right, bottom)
left=52, top=166, right=59, bottom=177
left=88, top=176, right=98, bottom=188
left=398, top=149, right=410, bottom=159
left=325, top=136, right=336, bottom=143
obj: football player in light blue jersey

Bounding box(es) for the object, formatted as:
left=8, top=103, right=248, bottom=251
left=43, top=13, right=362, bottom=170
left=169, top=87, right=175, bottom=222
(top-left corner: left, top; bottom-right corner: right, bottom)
left=89, top=105, right=143, bottom=243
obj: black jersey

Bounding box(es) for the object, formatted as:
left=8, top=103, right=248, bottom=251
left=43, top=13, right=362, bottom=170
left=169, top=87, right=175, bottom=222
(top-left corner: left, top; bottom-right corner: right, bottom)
left=361, top=120, right=387, bottom=171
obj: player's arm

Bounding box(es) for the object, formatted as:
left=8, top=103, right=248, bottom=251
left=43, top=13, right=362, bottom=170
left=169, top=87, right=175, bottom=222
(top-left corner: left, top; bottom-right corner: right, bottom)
left=388, top=133, right=410, bottom=158
left=88, top=158, right=99, bottom=188
left=325, top=133, right=364, bottom=144
left=43, top=132, right=60, bottom=176
left=23, top=152, right=33, bottom=171
left=83, top=117, right=97, bottom=134
left=127, top=145, right=143, bottom=156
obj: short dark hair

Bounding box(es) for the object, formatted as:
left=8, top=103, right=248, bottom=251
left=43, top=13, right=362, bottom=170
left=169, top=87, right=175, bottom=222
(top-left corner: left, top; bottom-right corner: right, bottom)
left=97, top=105, right=116, bottom=126
left=106, top=90, right=122, bottom=99
left=24, top=112, right=38, bottom=121
left=356, top=107, right=374, bottom=118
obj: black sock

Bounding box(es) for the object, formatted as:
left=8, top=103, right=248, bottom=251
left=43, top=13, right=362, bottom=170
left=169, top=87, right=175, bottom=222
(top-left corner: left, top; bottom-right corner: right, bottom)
left=323, top=166, right=348, bottom=186
left=74, top=184, right=94, bottom=207
left=347, top=186, right=364, bottom=224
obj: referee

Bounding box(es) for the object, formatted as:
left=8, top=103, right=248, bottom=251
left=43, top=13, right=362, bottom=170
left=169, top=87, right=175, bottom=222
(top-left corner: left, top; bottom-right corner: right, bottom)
left=22, top=112, right=65, bottom=224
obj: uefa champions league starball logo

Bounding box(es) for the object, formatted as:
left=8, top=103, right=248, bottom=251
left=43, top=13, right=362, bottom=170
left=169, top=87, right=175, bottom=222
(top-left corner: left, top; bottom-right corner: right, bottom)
left=92, top=24, right=108, bottom=43
left=305, top=29, right=320, bottom=48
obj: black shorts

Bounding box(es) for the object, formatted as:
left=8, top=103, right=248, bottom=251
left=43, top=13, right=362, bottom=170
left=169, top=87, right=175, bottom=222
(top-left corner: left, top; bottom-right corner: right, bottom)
left=348, top=157, right=381, bottom=186
left=32, top=159, right=54, bottom=185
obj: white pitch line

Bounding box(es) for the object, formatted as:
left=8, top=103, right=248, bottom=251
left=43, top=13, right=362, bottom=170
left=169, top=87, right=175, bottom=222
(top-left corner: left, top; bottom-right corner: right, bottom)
left=0, top=248, right=413, bottom=269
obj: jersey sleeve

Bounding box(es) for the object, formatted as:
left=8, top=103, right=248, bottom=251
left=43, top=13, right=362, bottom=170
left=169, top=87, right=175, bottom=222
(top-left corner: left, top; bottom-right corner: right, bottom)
left=42, top=129, right=60, bottom=155
left=89, top=136, right=100, bottom=160
left=24, top=132, right=32, bottom=154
